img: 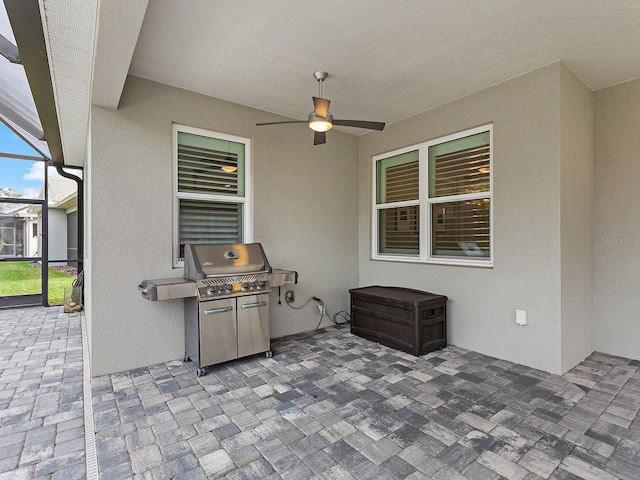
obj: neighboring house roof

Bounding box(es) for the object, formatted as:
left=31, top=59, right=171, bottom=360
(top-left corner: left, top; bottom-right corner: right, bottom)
left=2, top=205, right=36, bottom=218
left=3, top=176, right=78, bottom=217
left=47, top=175, right=76, bottom=204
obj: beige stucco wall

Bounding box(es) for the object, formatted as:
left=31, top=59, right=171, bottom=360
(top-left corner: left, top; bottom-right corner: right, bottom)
left=594, top=78, right=640, bottom=360
left=87, top=75, right=359, bottom=376
left=85, top=64, right=636, bottom=377
left=84, top=125, right=92, bottom=356
left=559, top=64, right=595, bottom=373
left=358, top=63, right=566, bottom=373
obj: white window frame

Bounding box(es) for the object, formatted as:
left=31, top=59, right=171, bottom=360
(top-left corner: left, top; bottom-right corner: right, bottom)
left=173, top=124, right=253, bottom=267
left=372, top=124, right=493, bottom=267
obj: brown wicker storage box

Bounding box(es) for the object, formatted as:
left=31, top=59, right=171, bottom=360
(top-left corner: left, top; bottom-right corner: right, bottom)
left=349, top=286, right=447, bottom=356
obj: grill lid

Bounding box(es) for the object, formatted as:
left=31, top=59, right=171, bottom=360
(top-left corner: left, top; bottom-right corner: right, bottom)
left=184, top=243, right=272, bottom=280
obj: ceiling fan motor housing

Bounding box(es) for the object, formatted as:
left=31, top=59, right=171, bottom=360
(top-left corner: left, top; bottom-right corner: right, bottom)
left=313, top=71, right=329, bottom=82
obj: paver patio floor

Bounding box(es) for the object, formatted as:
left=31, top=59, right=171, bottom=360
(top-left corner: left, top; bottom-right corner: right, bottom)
left=1, top=307, right=639, bottom=479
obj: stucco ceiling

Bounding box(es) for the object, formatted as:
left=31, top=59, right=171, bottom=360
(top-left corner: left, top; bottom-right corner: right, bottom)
left=38, top=1, right=640, bottom=164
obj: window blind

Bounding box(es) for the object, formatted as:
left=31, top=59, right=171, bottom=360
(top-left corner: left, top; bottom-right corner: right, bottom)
left=376, top=152, right=420, bottom=254
left=177, top=144, right=240, bottom=196
left=432, top=144, right=490, bottom=198
left=178, top=199, right=242, bottom=258
left=378, top=206, right=420, bottom=254
left=431, top=200, right=490, bottom=257
left=384, top=160, right=419, bottom=203
left=376, top=151, right=419, bottom=204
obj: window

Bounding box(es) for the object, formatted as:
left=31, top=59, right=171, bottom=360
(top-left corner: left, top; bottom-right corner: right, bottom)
left=173, top=125, right=252, bottom=266
left=373, top=125, right=492, bottom=266
left=375, top=149, right=420, bottom=256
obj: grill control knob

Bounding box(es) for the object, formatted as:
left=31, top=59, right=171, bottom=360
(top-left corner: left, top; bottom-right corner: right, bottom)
left=257, top=281, right=266, bottom=289
left=250, top=282, right=257, bottom=290
left=225, top=284, right=233, bottom=292
left=241, top=283, right=250, bottom=292
left=217, top=286, right=224, bottom=293
left=207, top=286, right=215, bottom=295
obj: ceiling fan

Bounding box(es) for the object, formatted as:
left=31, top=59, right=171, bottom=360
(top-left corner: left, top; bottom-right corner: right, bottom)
left=256, top=71, right=385, bottom=145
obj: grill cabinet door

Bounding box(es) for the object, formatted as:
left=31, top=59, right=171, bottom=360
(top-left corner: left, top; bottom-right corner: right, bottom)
left=198, top=298, right=237, bottom=366
left=237, top=294, right=270, bottom=358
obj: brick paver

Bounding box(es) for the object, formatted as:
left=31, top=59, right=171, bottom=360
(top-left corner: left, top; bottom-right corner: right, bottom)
left=2, top=307, right=640, bottom=479
left=92, top=326, right=640, bottom=479
left=0, top=307, right=86, bottom=479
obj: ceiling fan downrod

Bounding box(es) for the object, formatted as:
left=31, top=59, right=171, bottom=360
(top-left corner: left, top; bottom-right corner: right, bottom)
left=313, top=71, right=328, bottom=99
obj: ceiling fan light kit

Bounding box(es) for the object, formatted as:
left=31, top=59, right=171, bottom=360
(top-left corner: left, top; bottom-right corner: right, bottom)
left=308, top=112, right=333, bottom=132
left=256, top=71, right=385, bottom=145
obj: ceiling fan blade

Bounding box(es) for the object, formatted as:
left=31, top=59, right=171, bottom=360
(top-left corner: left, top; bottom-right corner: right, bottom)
left=333, top=119, right=385, bottom=131
left=313, top=97, right=330, bottom=118
left=256, top=120, right=307, bottom=126
left=313, top=131, right=326, bottom=145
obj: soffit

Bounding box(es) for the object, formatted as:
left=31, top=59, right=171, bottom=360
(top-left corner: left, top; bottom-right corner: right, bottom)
left=37, top=0, right=96, bottom=167
left=36, top=0, right=147, bottom=164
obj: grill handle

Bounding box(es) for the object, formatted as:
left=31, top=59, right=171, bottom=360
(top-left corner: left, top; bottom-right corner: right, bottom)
left=203, top=306, right=233, bottom=315
left=241, top=301, right=267, bottom=309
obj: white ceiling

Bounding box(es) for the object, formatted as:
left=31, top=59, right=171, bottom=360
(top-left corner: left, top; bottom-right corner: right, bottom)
left=46, top=1, right=640, bottom=164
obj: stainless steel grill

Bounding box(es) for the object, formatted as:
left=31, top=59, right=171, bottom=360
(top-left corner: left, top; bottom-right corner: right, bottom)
left=139, top=242, right=297, bottom=376
left=184, top=243, right=273, bottom=300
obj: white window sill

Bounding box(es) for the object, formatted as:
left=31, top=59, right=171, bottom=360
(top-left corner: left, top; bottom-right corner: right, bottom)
left=371, top=254, right=493, bottom=268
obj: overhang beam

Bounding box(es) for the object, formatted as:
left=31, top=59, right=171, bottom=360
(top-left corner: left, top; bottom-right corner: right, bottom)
left=4, top=0, right=63, bottom=165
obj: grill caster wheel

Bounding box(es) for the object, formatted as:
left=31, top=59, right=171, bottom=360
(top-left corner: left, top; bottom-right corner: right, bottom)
left=265, top=351, right=272, bottom=359
left=183, top=354, right=190, bottom=363
left=196, top=368, right=206, bottom=377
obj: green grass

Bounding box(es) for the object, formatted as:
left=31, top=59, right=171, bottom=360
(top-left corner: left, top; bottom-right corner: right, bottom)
left=0, top=261, right=76, bottom=304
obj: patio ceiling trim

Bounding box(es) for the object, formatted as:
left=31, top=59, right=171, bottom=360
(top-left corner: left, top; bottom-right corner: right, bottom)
left=4, top=0, right=63, bottom=165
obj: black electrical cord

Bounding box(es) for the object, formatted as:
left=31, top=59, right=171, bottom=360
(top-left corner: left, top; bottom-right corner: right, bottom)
left=313, top=297, right=351, bottom=325
left=284, top=296, right=324, bottom=339
left=285, top=296, right=316, bottom=310
left=327, top=309, right=351, bottom=325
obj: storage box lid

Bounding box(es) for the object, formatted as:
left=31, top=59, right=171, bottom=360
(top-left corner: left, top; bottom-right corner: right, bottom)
left=349, top=285, right=447, bottom=306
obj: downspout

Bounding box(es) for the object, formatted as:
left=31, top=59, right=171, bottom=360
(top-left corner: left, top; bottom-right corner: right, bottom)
left=55, top=165, right=83, bottom=274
